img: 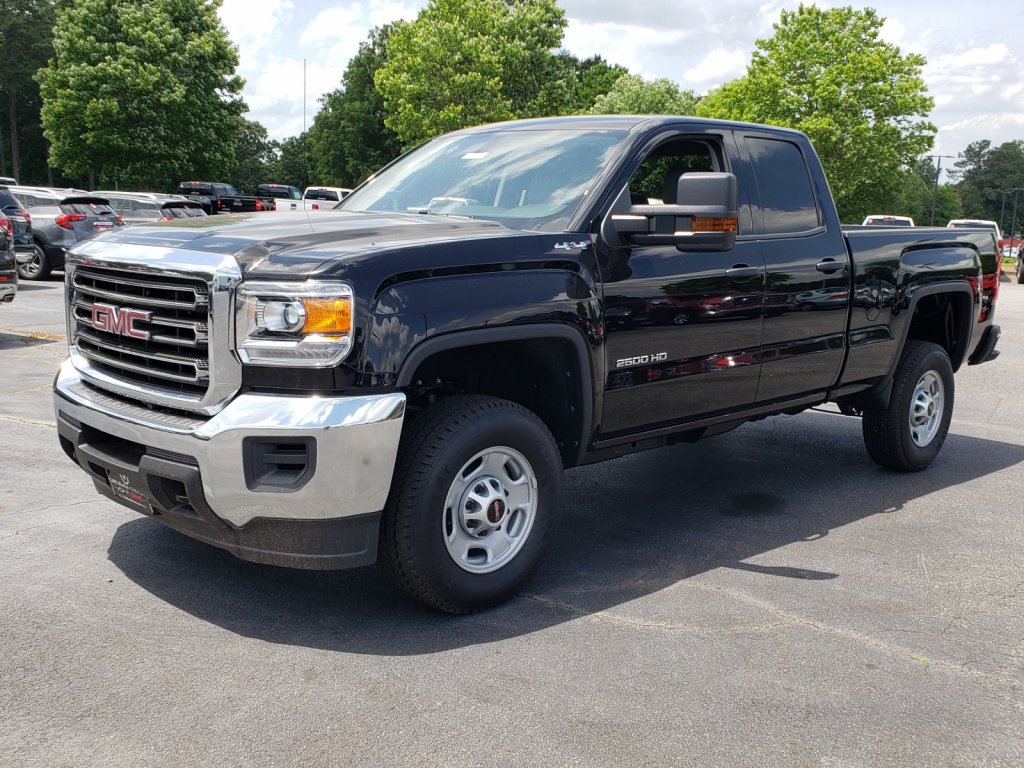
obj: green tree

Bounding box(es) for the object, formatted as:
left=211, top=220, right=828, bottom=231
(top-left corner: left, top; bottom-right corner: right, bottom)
left=885, top=159, right=961, bottom=225
left=0, top=0, right=55, bottom=183
left=569, top=55, right=629, bottom=113
left=949, top=139, right=1024, bottom=225
left=375, top=0, right=571, bottom=147
left=38, top=0, right=245, bottom=188
left=274, top=132, right=312, bottom=190
left=228, top=119, right=278, bottom=193
left=309, top=26, right=402, bottom=187
left=590, top=74, right=698, bottom=115
left=698, top=4, right=935, bottom=221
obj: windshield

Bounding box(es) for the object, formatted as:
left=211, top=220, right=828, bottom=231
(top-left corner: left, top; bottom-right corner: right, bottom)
left=340, top=128, right=626, bottom=232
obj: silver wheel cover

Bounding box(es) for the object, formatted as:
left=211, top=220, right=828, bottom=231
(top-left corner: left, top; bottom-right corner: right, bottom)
left=442, top=446, right=538, bottom=574
left=909, top=370, right=944, bottom=447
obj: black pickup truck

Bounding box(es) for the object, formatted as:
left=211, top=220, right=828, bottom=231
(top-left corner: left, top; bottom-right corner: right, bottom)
left=55, top=116, right=1001, bottom=613
left=175, top=181, right=275, bottom=214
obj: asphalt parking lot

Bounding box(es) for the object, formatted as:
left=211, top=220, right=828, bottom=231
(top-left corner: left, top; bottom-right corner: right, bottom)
left=2, top=273, right=1022, bottom=767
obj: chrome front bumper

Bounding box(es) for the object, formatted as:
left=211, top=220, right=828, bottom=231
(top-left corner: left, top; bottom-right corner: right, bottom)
left=54, top=359, right=406, bottom=529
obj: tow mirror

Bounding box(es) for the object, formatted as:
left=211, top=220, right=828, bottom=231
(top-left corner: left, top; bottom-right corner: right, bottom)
left=603, top=172, right=738, bottom=252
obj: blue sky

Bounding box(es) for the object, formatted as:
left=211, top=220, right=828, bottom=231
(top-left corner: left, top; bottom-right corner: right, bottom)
left=218, top=0, right=1024, bottom=169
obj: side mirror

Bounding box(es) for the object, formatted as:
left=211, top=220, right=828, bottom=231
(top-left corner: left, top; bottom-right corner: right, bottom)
left=602, top=172, right=738, bottom=252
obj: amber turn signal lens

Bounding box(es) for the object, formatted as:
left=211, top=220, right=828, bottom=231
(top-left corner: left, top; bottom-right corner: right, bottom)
left=691, top=216, right=738, bottom=233
left=301, top=298, right=352, bottom=335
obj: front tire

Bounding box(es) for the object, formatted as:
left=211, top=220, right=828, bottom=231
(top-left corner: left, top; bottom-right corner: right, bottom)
left=382, top=395, right=562, bottom=613
left=862, top=341, right=954, bottom=471
left=1016, top=258, right=1024, bottom=284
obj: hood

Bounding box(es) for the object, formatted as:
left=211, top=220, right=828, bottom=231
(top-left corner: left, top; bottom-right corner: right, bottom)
left=87, top=210, right=518, bottom=276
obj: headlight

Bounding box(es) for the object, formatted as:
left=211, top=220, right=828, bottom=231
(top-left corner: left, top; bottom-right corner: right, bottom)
left=235, top=281, right=354, bottom=367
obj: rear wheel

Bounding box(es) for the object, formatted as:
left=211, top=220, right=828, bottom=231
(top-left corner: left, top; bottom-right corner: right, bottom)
left=17, top=243, right=50, bottom=281
left=862, top=341, right=953, bottom=471
left=382, top=395, right=562, bottom=613
left=1016, top=258, right=1024, bottom=284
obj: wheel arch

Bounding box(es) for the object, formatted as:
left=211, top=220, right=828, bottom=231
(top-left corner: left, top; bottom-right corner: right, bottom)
left=396, top=324, right=595, bottom=468
left=900, top=282, right=975, bottom=373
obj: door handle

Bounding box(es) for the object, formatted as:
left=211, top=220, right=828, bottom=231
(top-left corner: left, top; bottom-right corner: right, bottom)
left=725, top=265, right=762, bottom=280
left=816, top=259, right=844, bottom=273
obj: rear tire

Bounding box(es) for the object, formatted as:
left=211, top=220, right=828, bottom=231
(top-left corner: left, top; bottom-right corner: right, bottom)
left=17, top=243, right=50, bottom=281
left=382, top=395, right=562, bottom=613
left=1016, top=259, right=1024, bottom=284
left=862, top=341, right=953, bottom=471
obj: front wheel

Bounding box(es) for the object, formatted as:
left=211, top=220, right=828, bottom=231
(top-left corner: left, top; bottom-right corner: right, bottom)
left=1016, top=259, right=1024, bottom=284
left=862, top=340, right=954, bottom=471
left=382, top=395, right=562, bottom=613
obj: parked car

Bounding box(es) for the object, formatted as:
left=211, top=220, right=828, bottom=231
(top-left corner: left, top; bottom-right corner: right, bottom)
left=8, top=188, right=124, bottom=279
left=98, top=192, right=207, bottom=224
left=175, top=181, right=275, bottom=214
left=862, top=214, right=915, bottom=226
left=0, top=185, right=34, bottom=262
left=301, top=186, right=352, bottom=210
left=256, top=183, right=302, bottom=212
left=0, top=175, right=18, bottom=185
left=0, top=213, right=16, bottom=303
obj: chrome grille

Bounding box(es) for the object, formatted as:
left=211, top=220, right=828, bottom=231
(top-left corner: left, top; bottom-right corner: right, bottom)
left=70, top=266, right=211, bottom=397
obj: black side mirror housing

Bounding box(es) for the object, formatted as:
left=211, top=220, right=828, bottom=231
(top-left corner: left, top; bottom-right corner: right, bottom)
left=603, top=172, right=738, bottom=252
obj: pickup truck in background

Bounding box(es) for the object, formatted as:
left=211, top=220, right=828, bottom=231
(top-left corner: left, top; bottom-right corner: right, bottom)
left=175, top=181, right=276, bottom=214
left=301, top=186, right=352, bottom=210
left=54, top=116, right=1001, bottom=613
left=256, top=184, right=303, bottom=212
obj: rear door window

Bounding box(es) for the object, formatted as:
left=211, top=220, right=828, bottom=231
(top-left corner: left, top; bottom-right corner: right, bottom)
left=745, top=137, right=820, bottom=235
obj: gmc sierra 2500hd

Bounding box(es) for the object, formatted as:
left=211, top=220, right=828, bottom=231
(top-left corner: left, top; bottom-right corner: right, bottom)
left=54, top=116, right=1001, bottom=613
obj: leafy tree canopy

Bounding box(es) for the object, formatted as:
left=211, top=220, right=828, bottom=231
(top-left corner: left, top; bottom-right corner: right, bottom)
left=551, top=53, right=628, bottom=113
left=228, top=118, right=278, bottom=194
left=589, top=74, right=698, bottom=116
left=274, top=132, right=312, bottom=191
left=375, top=0, right=571, bottom=147
left=697, top=4, right=935, bottom=222
left=38, top=0, right=245, bottom=187
left=883, top=158, right=961, bottom=225
left=0, top=0, right=56, bottom=182
left=309, top=25, right=402, bottom=188
left=949, top=139, right=1024, bottom=228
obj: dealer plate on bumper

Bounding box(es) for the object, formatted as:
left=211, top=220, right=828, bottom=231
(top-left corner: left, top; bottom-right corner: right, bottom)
left=106, top=468, right=152, bottom=513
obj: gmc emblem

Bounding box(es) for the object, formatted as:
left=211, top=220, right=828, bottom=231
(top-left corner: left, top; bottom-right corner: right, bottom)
left=90, top=303, right=152, bottom=341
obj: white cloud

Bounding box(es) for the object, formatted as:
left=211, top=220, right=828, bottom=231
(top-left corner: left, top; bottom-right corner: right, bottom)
left=220, top=0, right=294, bottom=57
left=217, top=0, right=1024, bottom=159
left=879, top=17, right=906, bottom=46
left=683, top=49, right=748, bottom=87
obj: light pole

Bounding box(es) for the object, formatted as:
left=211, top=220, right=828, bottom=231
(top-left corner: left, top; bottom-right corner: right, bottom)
left=927, top=154, right=956, bottom=226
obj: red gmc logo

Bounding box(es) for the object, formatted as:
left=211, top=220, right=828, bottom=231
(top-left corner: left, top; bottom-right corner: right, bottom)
left=90, top=302, right=152, bottom=341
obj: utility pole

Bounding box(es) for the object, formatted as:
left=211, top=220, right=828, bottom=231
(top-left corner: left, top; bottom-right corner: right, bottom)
left=927, top=154, right=956, bottom=226
left=1011, top=188, right=1021, bottom=246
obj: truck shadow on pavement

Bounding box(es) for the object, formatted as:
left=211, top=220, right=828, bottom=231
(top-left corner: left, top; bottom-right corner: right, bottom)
left=107, top=409, right=1024, bottom=655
